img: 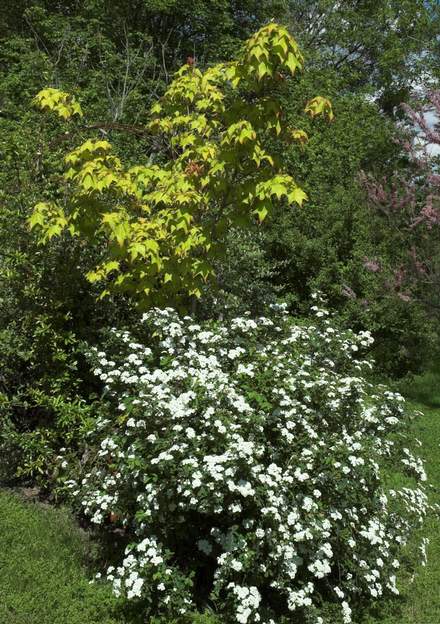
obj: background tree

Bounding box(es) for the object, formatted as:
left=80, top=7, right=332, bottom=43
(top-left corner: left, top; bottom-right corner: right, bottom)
left=360, top=92, right=440, bottom=355
left=285, top=0, right=440, bottom=113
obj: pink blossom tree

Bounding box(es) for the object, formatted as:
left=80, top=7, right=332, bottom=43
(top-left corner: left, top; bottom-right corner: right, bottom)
left=361, top=91, right=440, bottom=312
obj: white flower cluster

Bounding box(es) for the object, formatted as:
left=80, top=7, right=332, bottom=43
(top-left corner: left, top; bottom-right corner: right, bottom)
left=64, top=303, right=429, bottom=623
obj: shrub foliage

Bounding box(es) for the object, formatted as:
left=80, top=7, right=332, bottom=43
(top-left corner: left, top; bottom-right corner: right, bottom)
left=59, top=301, right=429, bottom=623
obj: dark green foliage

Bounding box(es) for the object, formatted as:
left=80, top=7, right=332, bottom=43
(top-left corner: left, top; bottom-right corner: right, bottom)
left=286, top=0, right=440, bottom=107
left=397, top=365, right=440, bottom=409
left=199, top=228, right=282, bottom=319
left=201, top=83, right=437, bottom=375
left=0, top=391, right=96, bottom=486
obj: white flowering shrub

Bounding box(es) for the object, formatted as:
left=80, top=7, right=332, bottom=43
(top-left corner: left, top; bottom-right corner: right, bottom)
left=62, top=301, right=429, bottom=623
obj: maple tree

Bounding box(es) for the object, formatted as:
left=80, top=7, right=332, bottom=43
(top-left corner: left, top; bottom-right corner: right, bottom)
left=30, top=23, right=333, bottom=308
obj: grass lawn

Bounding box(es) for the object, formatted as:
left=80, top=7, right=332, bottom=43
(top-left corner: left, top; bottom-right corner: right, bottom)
left=360, top=373, right=440, bottom=624
left=0, top=374, right=439, bottom=624
left=0, top=489, right=124, bottom=624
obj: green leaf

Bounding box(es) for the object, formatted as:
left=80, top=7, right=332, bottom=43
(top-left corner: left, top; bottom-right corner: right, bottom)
left=253, top=200, right=271, bottom=222
left=257, top=61, right=269, bottom=79
left=288, top=187, right=308, bottom=206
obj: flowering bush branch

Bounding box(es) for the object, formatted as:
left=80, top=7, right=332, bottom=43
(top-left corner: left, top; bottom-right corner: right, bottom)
left=59, top=300, right=429, bottom=623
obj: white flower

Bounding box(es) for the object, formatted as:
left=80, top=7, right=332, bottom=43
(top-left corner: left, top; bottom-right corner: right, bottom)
left=214, top=419, right=227, bottom=434
left=341, top=601, right=352, bottom=623
left=127, top=577, right=144, bottom=599
left=230, top=559, right=243, bottom=572
left=308, top=559, right=331, bottom=579
left=186, top=427, right=196, bottom=439
left=334, top=586, right=345, bottom=599
left=302, top=497, right=314, bottom=512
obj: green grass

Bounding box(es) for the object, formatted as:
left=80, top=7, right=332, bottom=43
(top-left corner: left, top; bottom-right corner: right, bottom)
left=360, top=369, right=440, bottom=624
left=0, top=490, right=124, bottom=624
left=0, top=489, right=217, bottom=624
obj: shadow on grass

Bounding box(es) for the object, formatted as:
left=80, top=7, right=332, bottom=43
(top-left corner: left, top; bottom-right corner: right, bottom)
left=397, top=368, right=440, bottom=409
left=356, top=596, right=406, bottom=624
